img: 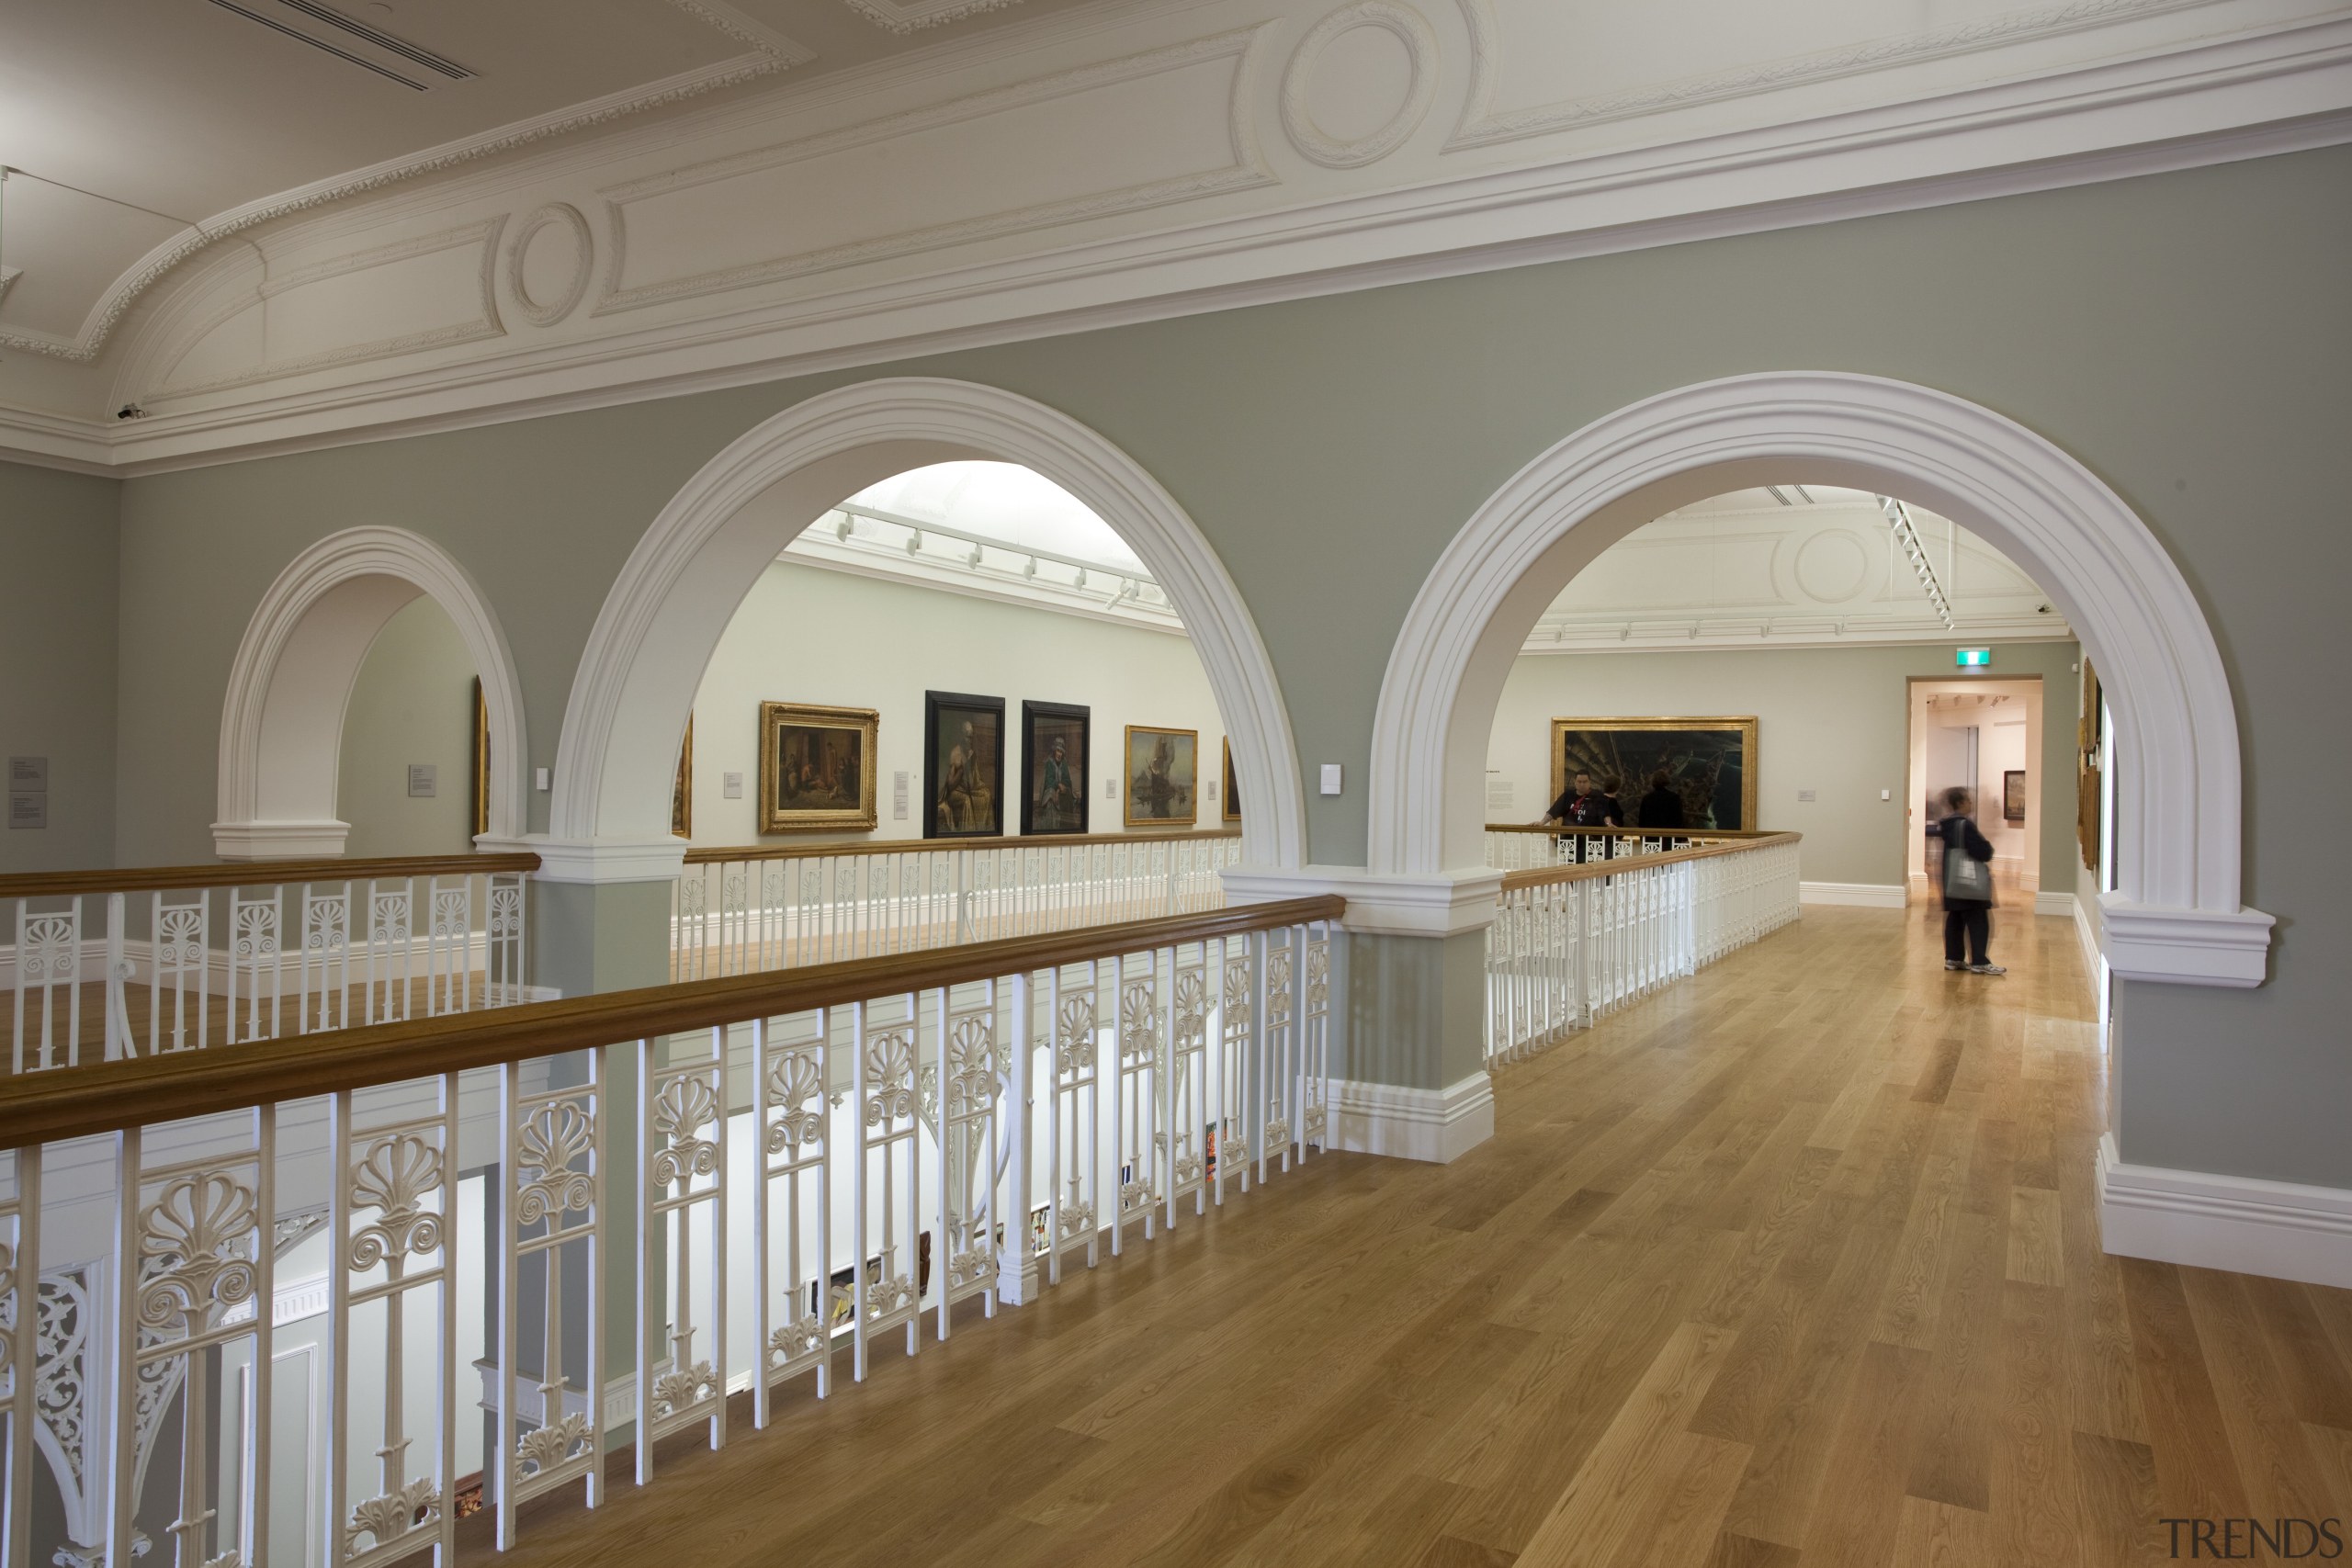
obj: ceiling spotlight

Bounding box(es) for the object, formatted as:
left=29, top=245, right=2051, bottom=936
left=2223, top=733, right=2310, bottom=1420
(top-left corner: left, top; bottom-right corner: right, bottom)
left=117, top=403, right=148, bottom=420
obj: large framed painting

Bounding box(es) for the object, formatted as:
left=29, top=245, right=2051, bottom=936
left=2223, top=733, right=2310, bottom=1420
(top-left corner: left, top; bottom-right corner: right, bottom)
left=1549, top=716, right=1758, bottom=831
left=1124, top=725, right=1198, bottom=829
left=925, top=691, right=1006, bottom=839
left=1020, top=701, right=1090, bottom=836
left=470, top=679, right=491, bottom=839
left=672, top=714, right=694, bottom=839
left=1221, top=739, right=1240, bottom=825
left=758, top=701, right=878, bottom=834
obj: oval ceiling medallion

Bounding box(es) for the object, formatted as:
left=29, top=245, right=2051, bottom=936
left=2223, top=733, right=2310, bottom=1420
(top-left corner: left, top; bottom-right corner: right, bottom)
left=1792, top=529, right=1872, bottom=604
left=1279, top=1, right=1439, bottom=170
left=505, top=203, right=594, bottom=327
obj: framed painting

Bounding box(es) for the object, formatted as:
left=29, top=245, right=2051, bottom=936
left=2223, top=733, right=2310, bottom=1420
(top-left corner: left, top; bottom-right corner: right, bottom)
left=470, top=678, right=490, bottom=839
left=758, top=702, right=878, bottom=834
left=925, top=691, right=1006, bottom=839
left=1124, top=725, right=1198, bottom=828
left=672, top=714, right=694, bottom=839
left=1549, top=716, right=1758, bottom=831
left=1020, top=700, right=1090, bottom=836
left=2004, top=768, right=2028, bottom=823
left=1221, top=739, right=1240, bottom=825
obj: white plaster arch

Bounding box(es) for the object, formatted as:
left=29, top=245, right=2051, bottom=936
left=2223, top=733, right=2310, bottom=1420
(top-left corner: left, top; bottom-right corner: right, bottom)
left=1369, top=371, right=2271, bottom=984
left=214, top=526, right=528, bottom=859
left=550, top=378, right=1306, bottom=874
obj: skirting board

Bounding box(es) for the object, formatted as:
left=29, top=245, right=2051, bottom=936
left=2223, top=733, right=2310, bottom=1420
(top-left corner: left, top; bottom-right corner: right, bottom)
left=2031, top=890, right=2076, bottom=919
left=1798, top=882, right=1907, bottom=909
left=1331, top=1074, right=1494, bottom=1164
left=2075, top=893, right=2103, bottom=983
left=2099, top=1133, right=2352, bottom=1289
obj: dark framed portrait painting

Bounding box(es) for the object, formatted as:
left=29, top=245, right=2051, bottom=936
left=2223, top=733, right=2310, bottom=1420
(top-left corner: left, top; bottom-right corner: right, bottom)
left=1549, top=716, right=1758, bottom=830
left=2004, top=768, right=2028, bottom=824
left=1124, top=725, right=1198, bottom=828
left=758, top=702, right=878, bottom=833
left=1020, top=701, right=1090, bottom=836
left=672, top=714, right=694, bottom=839
left=1221, top=739, right=1240, bottom=825
left=925, top=691, right=1006, bottom=839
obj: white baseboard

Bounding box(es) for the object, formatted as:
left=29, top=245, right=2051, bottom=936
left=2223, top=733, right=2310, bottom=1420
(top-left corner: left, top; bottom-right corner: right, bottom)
left=2032, top=890, right=2076, bottom=918
left=1798, top=882, right=1907, bottom=909
left=2099, top=1133, right=2352, bottom=1289
left=2075, top=893, right=2104, bottom=983
left=1330, top=1073, right=1493, bottom=1163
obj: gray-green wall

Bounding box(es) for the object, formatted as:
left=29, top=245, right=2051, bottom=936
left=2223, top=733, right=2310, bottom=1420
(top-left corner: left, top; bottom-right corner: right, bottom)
left=1490, top=641, right=2085, bottom=891
left=83, top=144, right=2352, bottom=1190
left=337, top=595, right=481, bottom=859
left=0, top=459, right=120, bottom=872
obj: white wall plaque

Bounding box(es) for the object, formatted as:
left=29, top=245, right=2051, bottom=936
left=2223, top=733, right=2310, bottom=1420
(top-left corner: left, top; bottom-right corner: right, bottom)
left=7, top=756, right=46, bottom=791
left=408, top=763, right=438, bottom=798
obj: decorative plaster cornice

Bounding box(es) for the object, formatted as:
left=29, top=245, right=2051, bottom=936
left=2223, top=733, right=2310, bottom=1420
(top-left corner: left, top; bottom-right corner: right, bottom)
left=0, top=1, right=806, bottom=365
left=841, top=0, right=1029, bottom=37
left=1449, top=0, right=2221, bottom=149
left=593, top=26, right=1273, bottom=316
left=1280, top=1, right=1440, bottom=170
left=504, top=204, right=595, bottom=328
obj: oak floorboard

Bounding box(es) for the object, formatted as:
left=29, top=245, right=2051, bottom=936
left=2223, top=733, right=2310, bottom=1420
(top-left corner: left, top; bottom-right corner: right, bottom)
left=467, top=907, right=2352, bottom=1568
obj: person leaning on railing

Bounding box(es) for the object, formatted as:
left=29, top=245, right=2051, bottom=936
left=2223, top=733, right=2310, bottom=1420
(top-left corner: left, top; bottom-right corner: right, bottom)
left=1539, top=769, right=1622, bottom=862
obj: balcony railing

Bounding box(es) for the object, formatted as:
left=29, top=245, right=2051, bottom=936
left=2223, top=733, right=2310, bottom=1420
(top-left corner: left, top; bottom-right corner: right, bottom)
left=1482, top=821, right=1771, bottom=871
left=672, top=829, right=1242, bottom=977
left=0, top=893, right=1336, bottom=1568
left=1, top=853, right=538, bottom=1075
left=1485, top=834, right=1802, bottom=1066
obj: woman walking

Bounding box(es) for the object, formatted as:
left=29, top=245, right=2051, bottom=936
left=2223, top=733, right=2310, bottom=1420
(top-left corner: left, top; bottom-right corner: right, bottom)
left=1936, top=785, right=2006, bottom=975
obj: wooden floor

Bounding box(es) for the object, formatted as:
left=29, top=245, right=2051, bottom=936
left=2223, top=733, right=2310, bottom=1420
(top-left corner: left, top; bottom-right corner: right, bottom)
left=481, top=903, right=2352, bottom=1567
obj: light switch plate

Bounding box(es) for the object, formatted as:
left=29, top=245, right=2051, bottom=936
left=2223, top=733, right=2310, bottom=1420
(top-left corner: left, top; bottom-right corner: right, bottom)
left=1319, top=763, right=1343, bottom=796
left=536, top=767, right=551, bottom=792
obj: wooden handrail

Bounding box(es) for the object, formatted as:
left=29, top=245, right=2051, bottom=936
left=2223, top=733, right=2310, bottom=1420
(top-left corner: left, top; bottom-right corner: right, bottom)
left=0, top=895, right=1341, bottom=1148
left=0, top=852, right=542, bottom=901
left=1497, top=833, right=1802, bottom=892
left=681, top=827, right=1240, bottom=865
left=1485, top=823, right=1773, bottom=838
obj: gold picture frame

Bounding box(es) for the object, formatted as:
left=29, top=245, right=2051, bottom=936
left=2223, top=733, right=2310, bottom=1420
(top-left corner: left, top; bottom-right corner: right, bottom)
left=1124, top=725, right=1199, bottom=829
left=1549, top=716, right=1758, bottom=831
left=1221, top=738, right=1240, bottom=825
left=672, top=714, right=694, bottom=839
left=759, top=701, right=879, bottom=834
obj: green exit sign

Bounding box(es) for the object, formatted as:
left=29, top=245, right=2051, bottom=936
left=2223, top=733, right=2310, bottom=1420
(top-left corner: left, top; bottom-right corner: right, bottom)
left=1955, top=648, right=1993, bottom=668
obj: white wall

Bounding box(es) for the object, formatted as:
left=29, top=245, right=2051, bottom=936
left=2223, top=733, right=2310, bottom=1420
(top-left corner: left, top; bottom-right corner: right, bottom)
left=1487, top=641, right=2082, bottom=892
left=336, top=594, right=481, bottom=859
left=687, top=562, right=1225, bottom=846
left=1906, top=677, right=2044, bottom=888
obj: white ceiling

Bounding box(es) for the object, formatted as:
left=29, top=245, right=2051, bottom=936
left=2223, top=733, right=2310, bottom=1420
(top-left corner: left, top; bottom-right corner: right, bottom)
left=0, top=0, right=1101, bottom=342
left=1529, top=486, right=2074, bottom=652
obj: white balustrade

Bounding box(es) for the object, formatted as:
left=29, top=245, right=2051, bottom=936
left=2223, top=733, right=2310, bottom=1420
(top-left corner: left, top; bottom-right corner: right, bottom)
left=0, top=898, right=1335, bottom=1567
left=1484, top=836, right=1802, bottom=1066
left=3, top=857, right=536, bottom=1076
left=1481, top=825, right=1752, bottom=871
left=672, top=830, right=1242, bottom=976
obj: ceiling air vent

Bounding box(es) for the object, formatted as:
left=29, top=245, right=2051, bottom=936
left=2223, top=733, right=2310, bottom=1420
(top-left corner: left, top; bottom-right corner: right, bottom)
left=204, top=0, right=474, bottom=91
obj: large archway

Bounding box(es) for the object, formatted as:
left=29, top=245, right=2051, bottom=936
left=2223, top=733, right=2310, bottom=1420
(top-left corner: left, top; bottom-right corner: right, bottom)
left=1368, top=372, right=2270, bottom=985
left=551, top=378, right=1306, bottom=872
left=214, top=526, right=529, bottom=858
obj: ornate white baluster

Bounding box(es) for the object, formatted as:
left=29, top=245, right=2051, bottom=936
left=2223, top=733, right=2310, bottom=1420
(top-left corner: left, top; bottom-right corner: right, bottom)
left=327, top=1082, right=457, bottom=1567
left=147, top=893, right=209, bottom=1057
left=424, top=879, right=470, bottom=1017
left=496, top=1052, right=604, bottom=1548
left=1216, top=938, right=1253, bottom=1202
left=934, top=986, right=1001, bottom=1338
left=1264, top=938, right=1295, bottom=1173
left=12, top=900, right=80, bottom=1073
left=112, top=1111, right=273, bottom=1568
left=1303, top=928, right=1330, bottom=1153
left=752, top=1010, right=831, bottom=1424
left=1110, top=954, right=1161, bottom=1251
left=1166, top=953, right=1209, bottom=1223
left=2, top=1146, right=38, bottom=1568
left=638, top=1028, right=727, bottom=1481
left=302, top=882, right=352, bottom=1034
left=1046, top=965, right=1099, bottom=1282
left=850, top=999, right=921, bottom=1382
left=363, top=878, right=413, bottom=1027
left=489, top=874, right=526, bottom=1006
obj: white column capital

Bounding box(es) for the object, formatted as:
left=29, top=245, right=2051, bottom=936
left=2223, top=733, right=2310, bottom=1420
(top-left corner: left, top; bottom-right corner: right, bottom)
left=1220, top=863, right=1502, bottom=937
left=2097, top=894, right=2275, bottom=987
left=477, top=834, right=688, bottom=885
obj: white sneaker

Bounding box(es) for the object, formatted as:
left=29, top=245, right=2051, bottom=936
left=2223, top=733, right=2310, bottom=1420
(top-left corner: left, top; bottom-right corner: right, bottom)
left=1968, top=963, right=2007, bottom=976
left=1944, top=960, right=1966, bottom=971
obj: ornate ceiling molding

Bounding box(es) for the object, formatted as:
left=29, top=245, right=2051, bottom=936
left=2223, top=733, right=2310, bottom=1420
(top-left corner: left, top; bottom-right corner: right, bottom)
left=840, top=0, right=1031, bottom=38
left=0, top=0, right=808, bottom=366
left=1279, top=1, right=1440, bottom=170
left=505, top=204, right=595, bottom=327
left=1449, top=0, right=2222, bottom=150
